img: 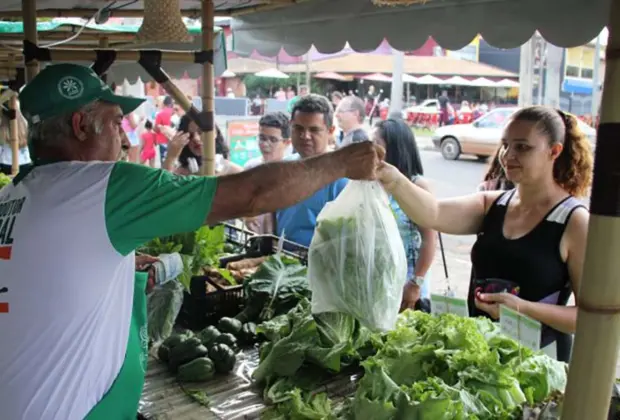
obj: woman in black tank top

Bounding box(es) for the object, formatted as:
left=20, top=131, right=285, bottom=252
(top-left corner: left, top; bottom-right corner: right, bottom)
left=378, top=106, right=594, bottom=363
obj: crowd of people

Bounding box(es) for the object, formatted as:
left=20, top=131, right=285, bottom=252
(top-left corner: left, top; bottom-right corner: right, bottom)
left=0, top=62, right=596, bottom=418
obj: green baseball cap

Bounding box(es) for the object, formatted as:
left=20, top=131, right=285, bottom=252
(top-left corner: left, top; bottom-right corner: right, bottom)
left=19, top=63, right=144, bottom=124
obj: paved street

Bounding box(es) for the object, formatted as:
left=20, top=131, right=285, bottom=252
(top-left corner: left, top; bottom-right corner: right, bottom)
left=417, top=148, right=487, bottom=298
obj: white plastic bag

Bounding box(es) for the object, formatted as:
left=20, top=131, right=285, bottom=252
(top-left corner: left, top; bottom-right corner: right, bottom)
left=307, top=180, right=407, bottom=331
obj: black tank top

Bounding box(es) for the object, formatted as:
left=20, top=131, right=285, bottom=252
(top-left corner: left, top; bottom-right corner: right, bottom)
left=468, top=190, right=584, bottom=361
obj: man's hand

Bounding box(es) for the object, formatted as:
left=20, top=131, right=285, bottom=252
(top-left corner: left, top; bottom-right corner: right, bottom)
left=400, top=281, right=421, bottom=312
left=335, top=142, right=385, bottom=180
left=136, top=254, right=159, bottom=271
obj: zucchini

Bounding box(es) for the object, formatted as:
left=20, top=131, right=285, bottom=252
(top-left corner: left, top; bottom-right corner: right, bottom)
left=168, top=337, right=207, bottom=372
left=197, top=326, right=221, bottom=347
left=157, top=344, right=170, bottom=363
left=209, top=343, right=237, bottom=373
left=177, top=357, right=215, bottom=382
left=214, top=333, right=238, bottom=351
left=217, top=317, right=243, bottom=335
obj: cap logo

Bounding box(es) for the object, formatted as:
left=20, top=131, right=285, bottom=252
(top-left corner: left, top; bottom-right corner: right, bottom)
left=57, top=76, right=84, bottom=100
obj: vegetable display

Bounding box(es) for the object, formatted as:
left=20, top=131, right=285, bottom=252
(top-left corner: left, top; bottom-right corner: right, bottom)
left=147, top=280, right=185, bottom=344
left=307, top=181, right=407, bottom=332
left=0, top=173, right=10, bottom=189
left=235, top=254, right=310, bottom=324
left=258, top=309, right=568, bottom=419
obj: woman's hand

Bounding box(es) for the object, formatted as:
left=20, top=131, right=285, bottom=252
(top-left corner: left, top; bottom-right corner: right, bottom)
left=400, top=281, right=421, bottom=312
left=474, top=292, right=525, bottom=320
left=377, top=162, right=403, bottom=192
left=166, top=131, right=190, bottom=161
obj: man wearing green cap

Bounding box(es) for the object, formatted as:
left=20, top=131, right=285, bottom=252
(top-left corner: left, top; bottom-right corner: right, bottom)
left=0, top=63, right=384, bottom=420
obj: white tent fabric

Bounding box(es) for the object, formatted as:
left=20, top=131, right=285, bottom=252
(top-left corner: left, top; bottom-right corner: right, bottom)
left=232, top=0, right=609, bottom=56
left=442, top=76, right=473, bottom=86
left=469, top=77, right=497, bottom=87
left=495, top=78, right=521, bottom=87
left=254, top=68, right=289, bottom=79
left=415, top=75, right=444, bottom=85
left=402, top=74, right=419, bottom=83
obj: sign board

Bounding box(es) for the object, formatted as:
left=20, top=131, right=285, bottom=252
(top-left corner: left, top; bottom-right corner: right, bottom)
left=499, top=305, right=541, bottom=350
left=226, top=119, right=260, bottom=167
left=431, top=294, right=469, bottom=318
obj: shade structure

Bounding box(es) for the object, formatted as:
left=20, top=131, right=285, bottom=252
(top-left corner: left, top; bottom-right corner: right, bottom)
left=360, top=72, right=392, bottom=82
left=254, top=68, right=289, bottom=79
left=415, top=74, right=444, bottom=85
left=220, top=69, right=237, bottom=78
left=0, top=20, right=229, bottom=84
left=494, top=78, right=520, bottom=87
left=231, top=0, right=610, bottom=56
left=402, top=73, right=419, bottom=83
left=468, top=77, right=497, bottom=87
left=313, top=71, right=352, bottom=81
left=442, top=75, right=474, bottom=86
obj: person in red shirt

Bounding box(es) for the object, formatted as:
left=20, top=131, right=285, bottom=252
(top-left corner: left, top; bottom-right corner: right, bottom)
left=154, top=96, right=175, bottom=160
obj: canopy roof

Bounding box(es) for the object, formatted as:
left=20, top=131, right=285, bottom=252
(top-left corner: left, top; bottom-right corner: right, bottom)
left=0, top=0, right=293, bottom=17
left=231, top=0, right=609, bottom=56
left=0, top=19, right=228, bottom=83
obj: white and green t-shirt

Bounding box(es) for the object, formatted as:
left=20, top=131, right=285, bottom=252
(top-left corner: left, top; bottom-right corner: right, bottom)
left=0, top=161, right=217, bottom=420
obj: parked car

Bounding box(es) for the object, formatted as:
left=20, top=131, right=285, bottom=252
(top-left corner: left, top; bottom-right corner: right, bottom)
left=407, top=98, right=439, bottom=115
left=431, top=107, right=596, bottom=161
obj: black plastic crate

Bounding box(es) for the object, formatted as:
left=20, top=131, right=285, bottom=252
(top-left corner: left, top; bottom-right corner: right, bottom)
left=177, top=234, right=309, bottom=331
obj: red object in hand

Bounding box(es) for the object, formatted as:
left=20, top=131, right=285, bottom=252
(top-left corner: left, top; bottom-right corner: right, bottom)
left=474, top=287, right=492, bottom=303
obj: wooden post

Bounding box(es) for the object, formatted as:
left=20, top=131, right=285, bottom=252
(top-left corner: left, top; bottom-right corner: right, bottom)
left=9, top=94, right=19, bottom=176
left=561, top=1, right=620, bottom=418
left=201, top=0, right=216, bottom=176
left=22, top=0, right=39, bottom=81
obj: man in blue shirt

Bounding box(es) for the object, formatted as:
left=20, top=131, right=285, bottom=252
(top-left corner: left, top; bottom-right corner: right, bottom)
left=276, top=94, right=348, bottom=247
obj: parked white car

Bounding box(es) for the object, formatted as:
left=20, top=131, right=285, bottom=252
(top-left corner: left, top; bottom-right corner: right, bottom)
left=431, top=107, right=596, bottom=161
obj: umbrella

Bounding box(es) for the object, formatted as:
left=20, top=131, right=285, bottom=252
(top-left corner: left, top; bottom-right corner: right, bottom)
left=254, top=68, right=290, bottom=79
left=494, top=78, right=520, bottom=88
left=442, top=76, right=474, bottom=86
left=314, top=71, right=352, bottom=81
left=415, top=74, right=444, bottom=85
left=220, top=69, right=237, bottom=78
left=468, top=77, right=497, bottom=87
left=402, top=74, right=419, bottom=83
left=360, top=73, right=392, bottom=83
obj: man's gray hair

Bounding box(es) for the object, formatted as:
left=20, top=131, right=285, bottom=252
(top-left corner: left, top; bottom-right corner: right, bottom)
left=28, top=100, right=106, bottom=158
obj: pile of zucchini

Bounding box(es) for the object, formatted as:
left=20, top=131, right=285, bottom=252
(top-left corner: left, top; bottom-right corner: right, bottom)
left=157, top=317, right=257, bottom=383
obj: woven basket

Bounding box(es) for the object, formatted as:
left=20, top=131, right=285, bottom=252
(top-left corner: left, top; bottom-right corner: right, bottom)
left=136, top=0, right=193, bottom=43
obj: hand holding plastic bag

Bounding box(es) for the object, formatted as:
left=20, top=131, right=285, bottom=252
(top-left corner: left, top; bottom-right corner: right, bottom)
left=307, top=180, right=407, bottom=331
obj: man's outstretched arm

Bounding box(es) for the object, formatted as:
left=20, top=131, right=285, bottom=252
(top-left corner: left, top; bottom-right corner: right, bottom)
left=206, top=142, right=382, bottom=224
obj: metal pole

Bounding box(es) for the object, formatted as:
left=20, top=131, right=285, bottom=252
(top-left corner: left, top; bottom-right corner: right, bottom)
left=592, top=34, right=602, bottom=118
left=9, top=94, right=19, bottom=176
left=518, top=37, right=534, bottom=107
left=201, top=0, right=215, bottom=176
left=305, top=52, right=311, bottom=93
left=390, top=49, right=405, bottom=114
left=561, top=0, right=620, bottom=417
left=537, top=38, right=546, bottom=106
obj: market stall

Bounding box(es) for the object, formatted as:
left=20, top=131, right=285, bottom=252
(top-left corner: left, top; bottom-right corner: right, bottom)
left=1, top=1, right=620, bottom=419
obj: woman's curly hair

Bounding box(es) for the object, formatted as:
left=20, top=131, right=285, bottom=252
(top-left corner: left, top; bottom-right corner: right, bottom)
left=511, top=106, right=593, bottom=197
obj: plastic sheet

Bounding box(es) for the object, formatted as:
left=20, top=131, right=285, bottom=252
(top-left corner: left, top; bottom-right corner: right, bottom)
left=140, top=347, right=363, bottom=419
left=307, top=181, right=407, bottom=331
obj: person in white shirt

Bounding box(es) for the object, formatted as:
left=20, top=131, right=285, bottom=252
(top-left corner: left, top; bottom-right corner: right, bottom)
left=335, top=95, right=369, bottom=147
left=244, top=112, right=292, bottom=170
left=0, top=101, right=30, bottom=175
